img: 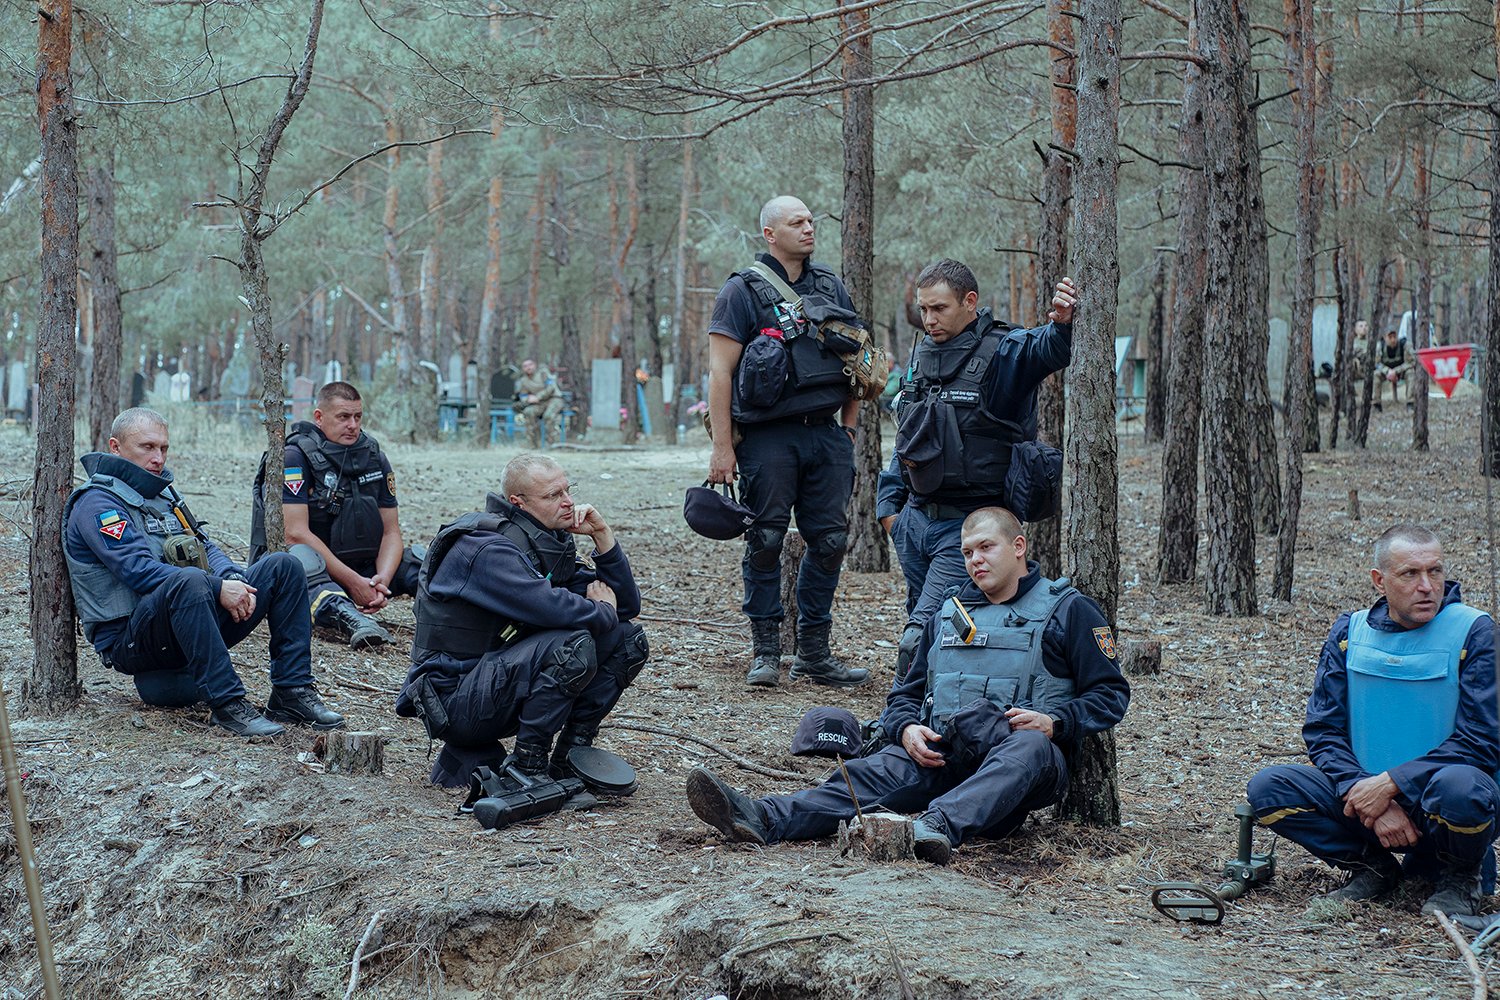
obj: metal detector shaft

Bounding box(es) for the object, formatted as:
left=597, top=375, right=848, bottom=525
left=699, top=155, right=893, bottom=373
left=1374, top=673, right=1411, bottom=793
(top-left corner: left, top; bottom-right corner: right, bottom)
left=0, top=680, right=62, bottom=999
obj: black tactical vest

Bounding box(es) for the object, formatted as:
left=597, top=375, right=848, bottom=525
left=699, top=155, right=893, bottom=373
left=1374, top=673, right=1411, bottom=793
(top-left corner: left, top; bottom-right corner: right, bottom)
left=410, top=494, right=579, bottom=663
left=250, top=422, right=388, bottom=564
left=897, top=317, right=1023, bottom=501
left=729, top=261, right=854, bottom=424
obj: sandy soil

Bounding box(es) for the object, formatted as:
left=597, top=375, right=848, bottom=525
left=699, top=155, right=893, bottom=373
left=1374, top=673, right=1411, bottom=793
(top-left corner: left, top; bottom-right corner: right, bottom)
left=2, top=395, right=1497, bottom=999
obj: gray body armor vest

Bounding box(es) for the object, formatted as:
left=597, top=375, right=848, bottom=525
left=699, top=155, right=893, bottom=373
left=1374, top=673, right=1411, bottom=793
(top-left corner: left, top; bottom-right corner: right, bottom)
left=64, top=476, right=191, bottom=627
left=410, top=496, right=579, bottom=663
left=923, top=577, right=1076, bottom=731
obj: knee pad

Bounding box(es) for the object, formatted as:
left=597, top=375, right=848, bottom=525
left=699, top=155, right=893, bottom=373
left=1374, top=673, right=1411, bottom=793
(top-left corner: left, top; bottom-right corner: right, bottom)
left=895, top=624, right=925, bottom=682
left=808, top=530, right=848, bottom=573
left=288, top=543, right=332, bottom=587
left=745, top=527, right=786, bottom=573
left=541, top=631, right=597, bottom=697
left=599, top=624, right=649, bottom=689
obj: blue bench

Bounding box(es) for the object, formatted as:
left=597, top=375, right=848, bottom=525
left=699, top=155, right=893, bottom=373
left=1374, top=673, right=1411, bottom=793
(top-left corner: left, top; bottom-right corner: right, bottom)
left=492, top=406, right=576, bottom=446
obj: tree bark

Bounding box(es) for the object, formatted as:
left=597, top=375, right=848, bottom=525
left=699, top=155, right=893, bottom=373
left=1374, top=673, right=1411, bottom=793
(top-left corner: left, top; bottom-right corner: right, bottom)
left=1355, top=258, right=1395, bottom=447
left=1143, top=250, right=1167, bottom=444
left=476, top=97, right=505, bottom=445
left=1031, top=0, right=1077, bottom=579
left=29, top=0, right=81, bottom=712
left=1487, top=20, right=1500, bottom=478
left=1157, top=15, right=1209, bottom=585
left=87, top=157, right=122, bottom=452
left=1272, top=0, right=1321, bottom=602
left=1243, top=97, right=1281, bottom=535
left=419, top=140, right=445, bottom=366
left=614, top=150, right=640, bottom=445
left=237, top=0, right=325, bottom=555
left=1329, top=246, right=1352, bottom=449
left=667, top=137, right=695, bottom=446
left=840, top=0, right=887, bottom=573
left=552, top=167, right=586, bottom=436
left=1198, top=0, right=1258, bottom=616
left=1411, top=138, right=1432, bottom=452
left=1058, top=0, right=1122, bottom=828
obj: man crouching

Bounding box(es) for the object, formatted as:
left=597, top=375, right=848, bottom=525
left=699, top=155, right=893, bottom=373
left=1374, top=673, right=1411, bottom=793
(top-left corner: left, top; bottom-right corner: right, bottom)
left=686, top=506, right=1129, bottom=863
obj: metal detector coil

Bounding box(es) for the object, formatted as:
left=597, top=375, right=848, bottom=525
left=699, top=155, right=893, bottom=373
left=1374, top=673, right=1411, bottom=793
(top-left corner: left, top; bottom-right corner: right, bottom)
left=1151, top=802, right=1276, bottom=924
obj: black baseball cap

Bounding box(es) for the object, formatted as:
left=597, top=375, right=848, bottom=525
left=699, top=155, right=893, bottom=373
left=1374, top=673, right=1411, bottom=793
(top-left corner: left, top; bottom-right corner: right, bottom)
left=790, top=706, right=862, bottom=758
left=683, top=480, right=756, bottom=540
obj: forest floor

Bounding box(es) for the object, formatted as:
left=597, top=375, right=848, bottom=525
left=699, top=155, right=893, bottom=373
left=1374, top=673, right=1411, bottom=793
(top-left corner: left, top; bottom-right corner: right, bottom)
left=2, top=391, right=1499, bottom=1000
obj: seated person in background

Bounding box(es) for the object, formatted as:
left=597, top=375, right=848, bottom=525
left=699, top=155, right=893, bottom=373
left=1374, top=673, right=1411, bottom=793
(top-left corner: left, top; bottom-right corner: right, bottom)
left=252, top=381, right=418, bottom=650
left=65, top=407, right=343, bottom=737
left=396, top=454, right=649, bottom=811
left=516, top=359, right=564, bottom=448
left=1248, top=524, right=1497, bottom=916
left=1375, top=329, right=1411, bottom=409
left=685, top=507, right=1129, bottom=865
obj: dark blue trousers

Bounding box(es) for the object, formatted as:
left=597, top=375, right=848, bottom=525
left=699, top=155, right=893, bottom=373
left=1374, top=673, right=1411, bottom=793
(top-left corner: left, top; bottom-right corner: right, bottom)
left=736, top=418, right=854, bottom=628
left=759, top=730, right=1068, bottom=846
left=104, top=553, right=314, bottom=708
left=889, top=504, right=967, bottom=626
left=431, top=622, right=643, bottom=786
left=1248, top=764, right=1500, bottom=874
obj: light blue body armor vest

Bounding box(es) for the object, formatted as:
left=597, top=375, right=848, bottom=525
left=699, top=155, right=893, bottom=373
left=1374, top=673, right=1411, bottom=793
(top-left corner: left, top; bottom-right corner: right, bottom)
left=63, top=475, right=189, bottom=628
left=1347, top=601, right=1488, bottom=775
left=923, top=577, right=1076, bottom=731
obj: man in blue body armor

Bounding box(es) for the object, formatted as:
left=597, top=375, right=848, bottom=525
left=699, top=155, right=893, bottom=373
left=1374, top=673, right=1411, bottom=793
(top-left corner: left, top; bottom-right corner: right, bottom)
left=63, top=408, right=343, bottom=737
left=1248, top=524, right=1498, bottom=916
left=685, top=507, right=1130, bottom=864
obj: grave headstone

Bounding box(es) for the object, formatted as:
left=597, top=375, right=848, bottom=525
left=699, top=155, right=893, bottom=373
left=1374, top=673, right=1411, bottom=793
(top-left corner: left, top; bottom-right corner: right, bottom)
left=151, top=371, right=172, bottom=402
left=292, top=375, right=315, bottom=421
left=130, top=371, right=146, bottom=408
left=489, top=370, right=516, bottom=404
left=643, top=377, right=665, bottom=438
left=169, top=371, right=192, bottom=402
left=465, top=361, right=479, bottom=404
left=447, top=352, right=464, bottom=395
left=323, top=360, right=342, bottom=386
left=6, top=361, right=27, bottom=414
left=591, top=358, right=623, bottom=442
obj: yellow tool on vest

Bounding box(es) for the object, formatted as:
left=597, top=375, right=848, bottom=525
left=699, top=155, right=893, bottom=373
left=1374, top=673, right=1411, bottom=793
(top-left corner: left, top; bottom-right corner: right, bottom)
left=948, top=600, right=976, bottom=645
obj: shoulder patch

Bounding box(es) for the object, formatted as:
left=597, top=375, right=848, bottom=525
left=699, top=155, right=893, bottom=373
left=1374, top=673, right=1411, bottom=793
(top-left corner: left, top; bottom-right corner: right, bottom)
left=284, top=466, right=304, bottom=496
left=98, top=509, right=127, bottom=542
left=1092, top=626, right=1116, bottom=659
left=386, top=473, right=397, bottom=496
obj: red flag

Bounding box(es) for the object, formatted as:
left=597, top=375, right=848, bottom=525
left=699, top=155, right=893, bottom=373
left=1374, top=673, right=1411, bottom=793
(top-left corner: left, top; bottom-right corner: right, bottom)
left=1417, top=344, right=1474, bottom=398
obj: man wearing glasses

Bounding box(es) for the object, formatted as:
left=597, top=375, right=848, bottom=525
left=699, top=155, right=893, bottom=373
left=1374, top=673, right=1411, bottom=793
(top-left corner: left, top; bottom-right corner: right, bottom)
left=396, top=454, right=649, bottom=805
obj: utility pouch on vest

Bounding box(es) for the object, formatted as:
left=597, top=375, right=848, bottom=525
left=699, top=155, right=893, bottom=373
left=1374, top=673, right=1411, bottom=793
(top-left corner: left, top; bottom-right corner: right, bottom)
left=737, top=332, right=792, bottom=408
left=1005, top=438, right=1064, bottom=522
left=161, top=534, right=210, bottom=570
left=747, top=262, right=887, bottom=402
left=330, top=491, right=383, bottom=565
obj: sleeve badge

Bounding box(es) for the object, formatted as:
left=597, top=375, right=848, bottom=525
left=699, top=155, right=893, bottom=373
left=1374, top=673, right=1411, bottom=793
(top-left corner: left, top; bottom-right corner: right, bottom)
left=1092, top=626, right=1117, bottom=659
left=386, top=473, right=397, bottom=496
left=284, top=466, right=304, bottom=496
left=98, top=510, right=128, bottom=541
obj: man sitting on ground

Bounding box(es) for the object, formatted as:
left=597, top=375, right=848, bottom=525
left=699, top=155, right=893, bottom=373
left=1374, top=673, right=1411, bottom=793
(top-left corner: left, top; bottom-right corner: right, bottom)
left=685, top=506, right=1130, bottom=864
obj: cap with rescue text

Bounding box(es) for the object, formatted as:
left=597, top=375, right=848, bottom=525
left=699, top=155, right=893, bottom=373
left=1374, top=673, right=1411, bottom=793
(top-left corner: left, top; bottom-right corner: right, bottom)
left=790, top=706, right=862, bottom=758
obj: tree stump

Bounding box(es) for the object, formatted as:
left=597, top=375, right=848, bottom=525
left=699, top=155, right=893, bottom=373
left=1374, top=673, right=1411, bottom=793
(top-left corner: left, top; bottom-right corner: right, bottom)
left=1347, top=488, right=1360, bottom=521
left=778, top=530, right=805, bottom=653
left=1120, top=639, right=1161, bottom=676
left=321, top=731, right=385, bottom=775
left=836, top=811, right=915, bottom=862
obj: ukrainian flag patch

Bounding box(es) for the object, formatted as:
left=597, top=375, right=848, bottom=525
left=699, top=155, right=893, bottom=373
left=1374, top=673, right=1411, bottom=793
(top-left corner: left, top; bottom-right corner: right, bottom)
left=284, top=466, right=304, bottom=496
left=98, top=510, right=127, bottom=541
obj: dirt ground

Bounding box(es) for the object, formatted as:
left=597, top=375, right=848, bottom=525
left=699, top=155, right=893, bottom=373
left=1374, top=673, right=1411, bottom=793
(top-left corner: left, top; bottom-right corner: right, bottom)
left=3, top=393, right=1499, bottom=999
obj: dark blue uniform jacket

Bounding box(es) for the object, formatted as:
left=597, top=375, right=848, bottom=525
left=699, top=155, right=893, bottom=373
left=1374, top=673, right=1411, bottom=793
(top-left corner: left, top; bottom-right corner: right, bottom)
left=1304, top=580, right=1498, bottom=804
left=878, top=564, right=1130, bottom=753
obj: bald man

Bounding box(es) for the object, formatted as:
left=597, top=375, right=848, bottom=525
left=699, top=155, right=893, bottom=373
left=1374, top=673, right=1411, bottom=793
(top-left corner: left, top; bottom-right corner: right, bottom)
left=705, top=195, right=867, bottom=690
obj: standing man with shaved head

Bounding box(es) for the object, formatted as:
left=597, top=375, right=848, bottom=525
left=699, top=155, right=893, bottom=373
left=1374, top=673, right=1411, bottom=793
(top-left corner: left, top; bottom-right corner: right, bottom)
left=1248, top=525, right=1498, bottom=917
left=706, top=195, right=868, bottom=689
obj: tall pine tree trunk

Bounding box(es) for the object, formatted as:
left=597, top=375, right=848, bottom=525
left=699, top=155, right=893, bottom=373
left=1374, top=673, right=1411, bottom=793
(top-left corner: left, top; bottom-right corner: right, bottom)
left=1058, top=0, right=1121, bottom=827
left=476, top=99, right=505, bottom=445
left=1157, top=16, right=1209, bottom=585
left=29, top=0, right=80, bottom=711
left=1411, top=138, right=1432, bottom=451
left=667, top=137, right=695, bottom=446
left=1143, top=251, right=1167, bottom=444
left=87, top=157, right=122, bottom=452
left=1487, top=16, right=1500, bottom=478
left=840, top=0, right=887, bottom=573
left=1244, top=103, right=1281, bottom=534
left=1355, top=258, right=1395, bottom=447
left=1199, top=0, right=1258, bottom=616
left=1031, top=0, right=1077, bottom=579
left=1272, top=0, right=1321, bottom=601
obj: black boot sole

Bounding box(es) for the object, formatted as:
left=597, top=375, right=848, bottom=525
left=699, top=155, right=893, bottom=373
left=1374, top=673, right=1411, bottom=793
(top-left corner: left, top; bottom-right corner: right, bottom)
left=264, top=708, right=346, bottom=731
left=686, top=768, right=766, bottom=845
left=789, top=664, right=871, bottom=688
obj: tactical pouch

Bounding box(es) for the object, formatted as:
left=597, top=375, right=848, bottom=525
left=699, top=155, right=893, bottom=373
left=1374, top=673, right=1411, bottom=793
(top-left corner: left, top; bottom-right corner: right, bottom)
left=161, top=534, right=210, bottom=570
left=1005, top=438, right=1064, bottom=522
left=940, top=698, right=1013, bottom=771
left=737, top=333, right=791, bottom=408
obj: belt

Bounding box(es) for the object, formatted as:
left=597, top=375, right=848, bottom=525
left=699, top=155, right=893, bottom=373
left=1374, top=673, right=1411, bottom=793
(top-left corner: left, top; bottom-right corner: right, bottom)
left=756, top=412, right=837, bottom=428
left=918, top=502, right=972, bottom=521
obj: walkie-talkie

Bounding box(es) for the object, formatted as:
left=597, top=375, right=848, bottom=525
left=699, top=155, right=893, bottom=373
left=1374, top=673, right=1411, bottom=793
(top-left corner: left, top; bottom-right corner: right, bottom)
left=948, top=600, right=976, bottom=645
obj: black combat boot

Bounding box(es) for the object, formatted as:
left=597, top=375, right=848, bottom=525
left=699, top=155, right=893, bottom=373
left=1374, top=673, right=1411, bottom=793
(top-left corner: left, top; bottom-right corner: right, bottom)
left=507, top=738, right=554, bottom=781
left=1423, top=863, right=1484, bottom=916
left=746, top=619, right=782, bottom=687
left=1323, top=851, right=1400, bottom=902
left=550, top=725, right=596, bottom=775
left=265, top=685, right=346, bottom=730
left=210, top=697, right=286, bottom=738
left=911, top=813, right=955, bottom=866
left=685, top=767, right=769, bottom=845
left=318, top=595, right=391, bottom=650
left=789, top=622, right=869, bottom=688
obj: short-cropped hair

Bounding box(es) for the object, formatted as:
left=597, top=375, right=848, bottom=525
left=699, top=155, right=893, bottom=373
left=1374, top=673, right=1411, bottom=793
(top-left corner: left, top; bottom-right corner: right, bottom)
left=110, top=407, right=168, bottom=441
left=503, top=453, right=563, bottom=498
left=1373, top=523, right=1440, bottom=570
left=317, top=381, right=361, bottom=407
left=916, top=258, right=979, bottom=300
left=962, top=506, right=1022, bottom=541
